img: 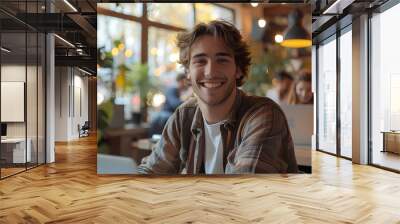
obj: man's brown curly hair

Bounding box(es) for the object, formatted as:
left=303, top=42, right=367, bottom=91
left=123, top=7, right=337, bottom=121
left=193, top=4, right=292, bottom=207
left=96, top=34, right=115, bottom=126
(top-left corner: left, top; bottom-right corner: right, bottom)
left=176, top=20, right=251, bottom=87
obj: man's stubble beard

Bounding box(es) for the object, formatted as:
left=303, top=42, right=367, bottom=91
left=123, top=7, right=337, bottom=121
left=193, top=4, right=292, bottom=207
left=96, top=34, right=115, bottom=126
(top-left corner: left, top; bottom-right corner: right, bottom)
left=193, top=79, right=236, bottom=107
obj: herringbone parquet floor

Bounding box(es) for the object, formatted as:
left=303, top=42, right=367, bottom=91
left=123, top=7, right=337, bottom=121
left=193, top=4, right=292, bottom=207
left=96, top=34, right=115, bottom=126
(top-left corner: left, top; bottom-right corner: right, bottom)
left=1, top=134, right=400, bottom=223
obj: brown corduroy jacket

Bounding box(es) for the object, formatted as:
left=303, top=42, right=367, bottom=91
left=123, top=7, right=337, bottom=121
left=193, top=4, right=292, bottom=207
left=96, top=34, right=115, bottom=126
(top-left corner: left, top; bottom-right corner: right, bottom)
left=138, top=89, right=298, bottom=174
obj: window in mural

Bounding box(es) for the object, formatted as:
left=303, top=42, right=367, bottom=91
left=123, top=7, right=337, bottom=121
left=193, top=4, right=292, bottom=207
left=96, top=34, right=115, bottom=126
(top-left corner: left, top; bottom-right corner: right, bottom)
left=195, top=3, right=234, bottom=24
left=147, top=3, right=194, bottom=29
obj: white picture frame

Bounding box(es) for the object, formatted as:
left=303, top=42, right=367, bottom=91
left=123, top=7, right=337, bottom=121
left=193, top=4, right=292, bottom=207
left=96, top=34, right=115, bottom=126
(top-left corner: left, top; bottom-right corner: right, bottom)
left=1, top=81, right=25, bottom=122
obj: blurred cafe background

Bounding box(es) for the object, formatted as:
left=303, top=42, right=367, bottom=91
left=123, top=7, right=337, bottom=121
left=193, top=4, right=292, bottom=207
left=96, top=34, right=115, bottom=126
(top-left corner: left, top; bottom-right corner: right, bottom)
left=96, top=3, right=313, bottom=174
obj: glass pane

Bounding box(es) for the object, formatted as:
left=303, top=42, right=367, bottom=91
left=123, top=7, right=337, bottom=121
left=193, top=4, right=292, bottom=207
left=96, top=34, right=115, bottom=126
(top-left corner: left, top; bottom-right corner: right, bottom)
left=147, top=27, right=184, bottom=134
left=1, top=31, right=27, bottom=177
left=147, top=3, right=194, bottom=29
left=371, top=4, right=400, bottom=171
left=195, top=3, right=235, bottom=24
left=97, top=3, right=142, bottom=17
left=317, top=37, right=337, bottom=154
left=97, top=15, right=141, bottom=122
left=38, top=33, right=45, bottom=165
left=97, top=15, right=141, bottom=64
left=148, top=27, right=182, bottom=85
left=27, top=31, right=38, bottom=169
left=339, top=29, right=352, bottom=158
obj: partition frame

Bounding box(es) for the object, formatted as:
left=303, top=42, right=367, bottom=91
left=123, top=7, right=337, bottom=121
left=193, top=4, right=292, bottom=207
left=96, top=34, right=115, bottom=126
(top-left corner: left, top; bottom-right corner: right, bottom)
left=0, top=1, right=47, bottom=180
left=314, top=19, right=353, bottom=161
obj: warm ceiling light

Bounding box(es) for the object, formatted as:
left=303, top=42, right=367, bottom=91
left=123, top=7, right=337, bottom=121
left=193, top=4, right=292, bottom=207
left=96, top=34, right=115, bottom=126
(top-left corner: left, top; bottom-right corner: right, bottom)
left=125, top=49, right=133, bottom=58
left=111, top=48, right=119, bottom=56
left=274, top=34, right=283, bottom=43
left=54, top=34, right=75, bottom=48
left=281, top=39, right=312, bottom=48
left=250, top=3, right=258, bottom=7
left=258, top=19, right=266, bottom=28
left=63, top=0, right=78, bottom=12
left=281, top=9, right=311, bottom=48
left=1, top=47, right=11, bottom=53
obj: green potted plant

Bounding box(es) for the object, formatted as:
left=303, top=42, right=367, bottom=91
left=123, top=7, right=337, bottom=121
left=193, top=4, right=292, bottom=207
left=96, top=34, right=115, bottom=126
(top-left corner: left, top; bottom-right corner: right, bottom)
left=126, top=63, right=159, bottom=124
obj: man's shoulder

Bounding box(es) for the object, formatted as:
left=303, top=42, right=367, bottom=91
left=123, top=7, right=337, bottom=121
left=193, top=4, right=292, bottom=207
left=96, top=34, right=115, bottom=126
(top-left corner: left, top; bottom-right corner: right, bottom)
left=171, top=97, right=198, bottom=120
left=238, top=92, right=287, bottom=124
left=241, top=92, right=282, bottom=112
left=238, top=92, right=290, bottom=137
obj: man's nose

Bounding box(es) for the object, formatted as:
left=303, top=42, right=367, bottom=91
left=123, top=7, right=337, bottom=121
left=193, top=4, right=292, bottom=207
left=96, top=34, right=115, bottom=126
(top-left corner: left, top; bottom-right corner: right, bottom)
left=204, top=60, right=217, bottom=78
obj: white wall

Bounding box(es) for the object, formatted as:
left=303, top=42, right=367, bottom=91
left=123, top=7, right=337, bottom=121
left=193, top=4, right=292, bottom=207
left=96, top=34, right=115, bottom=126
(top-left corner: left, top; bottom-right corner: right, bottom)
left=54, top=67, right=89, bottom=141
left=55, top=67, right=69, bottom=141
left=1, top=65, right=33, bottom=137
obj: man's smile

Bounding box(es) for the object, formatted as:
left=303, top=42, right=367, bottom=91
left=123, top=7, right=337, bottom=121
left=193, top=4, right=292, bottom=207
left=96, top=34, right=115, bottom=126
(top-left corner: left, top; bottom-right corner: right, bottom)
left=198, top=79, right=226, bottom=89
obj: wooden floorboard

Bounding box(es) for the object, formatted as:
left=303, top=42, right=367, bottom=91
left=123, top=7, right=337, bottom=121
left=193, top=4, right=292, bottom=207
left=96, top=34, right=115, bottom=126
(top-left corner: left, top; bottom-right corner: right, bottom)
left=0, top=134, right=400, bottom=223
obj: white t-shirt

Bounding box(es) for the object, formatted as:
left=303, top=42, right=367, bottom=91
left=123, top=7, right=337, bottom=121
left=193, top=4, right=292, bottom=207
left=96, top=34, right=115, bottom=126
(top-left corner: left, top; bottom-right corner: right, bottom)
left=266, top=89, right=280, bottom=104
left=203, top=119, right=224, bottom=174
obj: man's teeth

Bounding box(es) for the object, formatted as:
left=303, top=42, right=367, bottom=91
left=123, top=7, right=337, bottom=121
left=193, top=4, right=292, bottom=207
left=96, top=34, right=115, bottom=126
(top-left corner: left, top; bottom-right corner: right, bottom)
left=203, top=83, right=222, bottom=88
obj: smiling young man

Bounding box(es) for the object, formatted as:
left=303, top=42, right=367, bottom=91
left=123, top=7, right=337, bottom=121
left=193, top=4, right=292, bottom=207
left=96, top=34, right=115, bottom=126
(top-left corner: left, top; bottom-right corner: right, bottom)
left=138, top=20, right=298, bottom=174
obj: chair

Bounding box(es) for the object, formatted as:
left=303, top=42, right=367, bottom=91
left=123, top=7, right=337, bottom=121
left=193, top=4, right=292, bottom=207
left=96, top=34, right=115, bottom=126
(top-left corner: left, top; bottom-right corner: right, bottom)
left=78, top=121, right=90, bottom=138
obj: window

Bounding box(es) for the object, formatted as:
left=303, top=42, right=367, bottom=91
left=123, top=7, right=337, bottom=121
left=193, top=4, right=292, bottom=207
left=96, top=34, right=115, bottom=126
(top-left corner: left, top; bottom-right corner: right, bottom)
left=195, top=4, right=234, bottom=24
left=339, top=28, right=352, bottom=158
left=148, top=27, right=181, bottom=85
left=97, top=3, right=142, bottom=17
left=97, top=15, right=141, bottom=108
left=371, top=3, right=400, bottom=171
left=97, top=15, right=141, bottom=64
left=147, top=3, right=194, bottom=29
left=317, top=36, right=337, bottom=154
left=0, top=2, right=46, bottom=179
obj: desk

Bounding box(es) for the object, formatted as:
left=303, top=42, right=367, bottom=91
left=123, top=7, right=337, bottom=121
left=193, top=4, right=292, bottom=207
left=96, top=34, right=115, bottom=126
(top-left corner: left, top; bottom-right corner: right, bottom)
left=129, top=140, right=312, bottom=173
left=1, top=138, right=31, bottom=163
left=382, top=131, right=400, bottom=154
left=104, top=123, right=150, bottom=156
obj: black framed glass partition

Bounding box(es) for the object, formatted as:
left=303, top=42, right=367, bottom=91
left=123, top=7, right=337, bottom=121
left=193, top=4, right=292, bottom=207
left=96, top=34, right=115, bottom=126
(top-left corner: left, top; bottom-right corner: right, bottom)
left=0, top=30, right=27, bottom=177
left=370, top=1, right=400, bottom=172
left=314, top=0, right=400, bottom=172
left=315, top=20, right=353, bottom=160
left=0, top=0, right=46, bottom=179
left=339, top=25, right=352, bottom=159
left=317, top=35, right=337, bottom=155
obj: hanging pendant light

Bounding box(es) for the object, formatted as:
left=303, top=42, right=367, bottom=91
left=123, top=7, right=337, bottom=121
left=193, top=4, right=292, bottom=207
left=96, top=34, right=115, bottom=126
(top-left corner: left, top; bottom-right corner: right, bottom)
left=281, top=9, right=311, bottom=48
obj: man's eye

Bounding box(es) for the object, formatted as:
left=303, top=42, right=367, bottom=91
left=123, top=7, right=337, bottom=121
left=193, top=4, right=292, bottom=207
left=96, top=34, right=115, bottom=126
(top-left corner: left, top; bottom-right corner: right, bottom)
left=217, top=58, right=229, bottom=63
left=193, top=60, right=206, bottom=65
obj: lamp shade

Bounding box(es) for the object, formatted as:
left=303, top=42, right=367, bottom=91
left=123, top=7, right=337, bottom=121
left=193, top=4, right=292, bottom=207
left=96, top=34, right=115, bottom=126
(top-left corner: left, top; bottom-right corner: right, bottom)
left=281, top=9, right=311, bottom=48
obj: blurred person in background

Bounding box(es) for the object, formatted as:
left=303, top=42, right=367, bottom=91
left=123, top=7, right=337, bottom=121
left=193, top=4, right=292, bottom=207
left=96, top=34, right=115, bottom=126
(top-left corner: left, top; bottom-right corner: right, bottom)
left=288, top=71, right=313, bottom=104
left=163, top=73, right=191, bottom=113
left=266, top=70, right=293, bottom=105
left=149, top=73, right=191, bottom=136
